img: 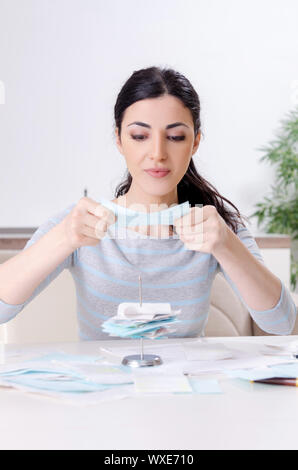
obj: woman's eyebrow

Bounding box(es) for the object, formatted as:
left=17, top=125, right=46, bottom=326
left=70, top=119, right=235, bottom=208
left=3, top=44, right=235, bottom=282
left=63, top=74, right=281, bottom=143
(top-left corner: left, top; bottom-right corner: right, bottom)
left=127, top=121, right=189, bottom=129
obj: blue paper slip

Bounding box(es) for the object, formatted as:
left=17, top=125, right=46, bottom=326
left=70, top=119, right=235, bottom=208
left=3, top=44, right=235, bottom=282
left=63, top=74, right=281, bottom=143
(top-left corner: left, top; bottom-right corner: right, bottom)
left=3, top=373, right=111, bottom=393
left=0, top=352, right=134, bottom=394
left=188, top=377, right=223, bottom=394
left=98, top=198, right=191, bottom=227
left=267, top=363, right=298, bottom=378
left=226, top=362, right=298, bottom=381
left=102, top=318, right=181, bottom=338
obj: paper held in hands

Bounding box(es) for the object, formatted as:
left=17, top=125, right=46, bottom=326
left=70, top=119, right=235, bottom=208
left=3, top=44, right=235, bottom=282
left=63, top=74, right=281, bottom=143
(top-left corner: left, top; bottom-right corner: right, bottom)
left=102, top=302, right=182, bottom=339
left=98, top=198, right=191, bottom=228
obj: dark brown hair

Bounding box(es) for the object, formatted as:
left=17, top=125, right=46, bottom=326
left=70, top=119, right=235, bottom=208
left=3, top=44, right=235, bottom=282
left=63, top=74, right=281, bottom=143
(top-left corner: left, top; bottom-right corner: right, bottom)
left=113, top=66, right=248, bottom=233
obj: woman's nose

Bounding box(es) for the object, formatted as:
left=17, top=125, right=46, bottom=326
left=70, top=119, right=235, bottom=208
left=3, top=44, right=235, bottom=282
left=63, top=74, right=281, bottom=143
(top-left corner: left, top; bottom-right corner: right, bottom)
left=150, top=135, right=167, bottom=160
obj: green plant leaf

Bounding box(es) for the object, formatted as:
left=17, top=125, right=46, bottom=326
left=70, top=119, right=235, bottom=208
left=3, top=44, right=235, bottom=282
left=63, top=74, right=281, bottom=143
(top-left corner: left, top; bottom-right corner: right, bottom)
left=251, top=107, right=298, bottom=290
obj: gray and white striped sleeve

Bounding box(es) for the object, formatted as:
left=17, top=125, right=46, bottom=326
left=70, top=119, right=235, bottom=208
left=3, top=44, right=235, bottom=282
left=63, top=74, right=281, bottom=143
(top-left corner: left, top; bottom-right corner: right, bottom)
left=217, top=225, right=297, bottom=335
left=0, top=203, right=76, bottom=324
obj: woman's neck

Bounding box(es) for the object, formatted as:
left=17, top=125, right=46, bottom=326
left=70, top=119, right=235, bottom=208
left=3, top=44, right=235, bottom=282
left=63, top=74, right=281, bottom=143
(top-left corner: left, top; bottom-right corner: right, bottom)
left=114, top=192, right=178, bottom=213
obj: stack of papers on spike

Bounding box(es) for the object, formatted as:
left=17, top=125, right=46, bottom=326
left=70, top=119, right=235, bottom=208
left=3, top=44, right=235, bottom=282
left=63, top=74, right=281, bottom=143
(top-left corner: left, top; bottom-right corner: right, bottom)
left=102, top=302, right=182, bottom=339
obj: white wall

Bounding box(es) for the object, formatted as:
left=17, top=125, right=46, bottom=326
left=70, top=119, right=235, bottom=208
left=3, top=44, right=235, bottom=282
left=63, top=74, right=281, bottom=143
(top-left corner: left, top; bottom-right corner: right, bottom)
left=0, top=0, right=297, bottom=233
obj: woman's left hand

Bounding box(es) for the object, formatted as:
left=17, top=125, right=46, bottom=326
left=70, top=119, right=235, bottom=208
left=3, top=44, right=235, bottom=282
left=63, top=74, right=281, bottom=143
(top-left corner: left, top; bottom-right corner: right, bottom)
left=173, top=205, right=231, bottom=255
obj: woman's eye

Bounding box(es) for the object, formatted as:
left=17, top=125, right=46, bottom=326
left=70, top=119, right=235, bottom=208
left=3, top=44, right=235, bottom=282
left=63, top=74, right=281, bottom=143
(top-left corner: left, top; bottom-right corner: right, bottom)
left=170, top=136, right=185, bottom=141
left=131, top=135, right=185, bottom=142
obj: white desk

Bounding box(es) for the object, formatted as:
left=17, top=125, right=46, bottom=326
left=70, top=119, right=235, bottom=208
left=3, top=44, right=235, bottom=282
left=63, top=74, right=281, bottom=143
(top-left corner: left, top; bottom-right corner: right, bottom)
left=0, top=336, right=298, bottom=450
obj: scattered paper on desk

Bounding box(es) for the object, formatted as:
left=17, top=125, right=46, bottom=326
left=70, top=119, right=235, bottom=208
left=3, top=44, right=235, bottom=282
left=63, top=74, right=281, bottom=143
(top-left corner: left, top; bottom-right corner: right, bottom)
left=67, top=363, right=134, bottom=385
left=261, top=340, right=298, bottom=356
left=183, top=353, right=297, bottom=376
left=99, top=342, right=297, bottom=378
left=100, top=342, right=187, bottom=363
left=134, top=374, right=192, bottom=394
left=182, top=341, right=235, bottom=361
left=0, top=379, right=134, bottom=406
left=0, top=372, right=110, bottom=393
left=0, top=352, right=135, bottom=404
left=267, top=363, right=298, bottom=377
left=25, top=352, right=104, bottom=364
left=226, top=362, right=298, bottom=381
left=226, top=369, right=277, bottom=381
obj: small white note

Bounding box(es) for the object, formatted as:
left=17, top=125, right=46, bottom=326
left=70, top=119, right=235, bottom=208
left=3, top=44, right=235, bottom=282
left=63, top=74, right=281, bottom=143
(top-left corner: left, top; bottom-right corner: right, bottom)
left=134, top=374, right=192, bottom=394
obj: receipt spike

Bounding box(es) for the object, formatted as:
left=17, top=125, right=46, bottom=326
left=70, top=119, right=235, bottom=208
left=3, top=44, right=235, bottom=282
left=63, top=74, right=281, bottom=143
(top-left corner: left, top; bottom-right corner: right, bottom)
left=121, top=273, right=162, bottom=367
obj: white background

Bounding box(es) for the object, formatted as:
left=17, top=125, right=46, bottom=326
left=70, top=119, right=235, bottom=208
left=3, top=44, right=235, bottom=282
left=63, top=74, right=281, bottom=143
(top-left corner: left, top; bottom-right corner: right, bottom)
left=0, top=0, right=297, bottom=232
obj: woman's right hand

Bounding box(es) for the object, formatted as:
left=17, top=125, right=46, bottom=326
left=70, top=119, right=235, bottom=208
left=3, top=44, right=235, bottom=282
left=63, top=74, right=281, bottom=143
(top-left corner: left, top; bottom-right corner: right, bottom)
left=62, top=197, right=117, bottom=250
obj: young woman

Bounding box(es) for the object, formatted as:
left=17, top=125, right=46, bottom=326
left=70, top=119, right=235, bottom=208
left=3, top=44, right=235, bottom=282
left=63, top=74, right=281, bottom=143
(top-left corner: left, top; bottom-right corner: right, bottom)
left=0, top=66, right=296, bottom=340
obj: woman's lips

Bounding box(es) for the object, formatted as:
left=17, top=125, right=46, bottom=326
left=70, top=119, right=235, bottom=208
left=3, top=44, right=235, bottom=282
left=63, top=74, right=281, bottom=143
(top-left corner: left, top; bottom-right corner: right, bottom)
left=145, top=170, right=170, bottom=178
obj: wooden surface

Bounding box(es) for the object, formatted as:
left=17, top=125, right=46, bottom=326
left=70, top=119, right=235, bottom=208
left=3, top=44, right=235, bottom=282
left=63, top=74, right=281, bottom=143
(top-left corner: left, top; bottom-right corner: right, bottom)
left=0, top=228, right=37, bottom=250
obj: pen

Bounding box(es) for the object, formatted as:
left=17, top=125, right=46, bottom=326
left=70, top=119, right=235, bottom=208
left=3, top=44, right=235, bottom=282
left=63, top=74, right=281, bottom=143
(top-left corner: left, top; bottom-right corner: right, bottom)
left=252, top=377, right=298, bottom=386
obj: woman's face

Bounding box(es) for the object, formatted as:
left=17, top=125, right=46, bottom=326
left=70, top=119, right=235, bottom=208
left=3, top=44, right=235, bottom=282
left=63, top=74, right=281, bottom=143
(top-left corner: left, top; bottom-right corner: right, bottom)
left=115, top=95, right=201, bottom=202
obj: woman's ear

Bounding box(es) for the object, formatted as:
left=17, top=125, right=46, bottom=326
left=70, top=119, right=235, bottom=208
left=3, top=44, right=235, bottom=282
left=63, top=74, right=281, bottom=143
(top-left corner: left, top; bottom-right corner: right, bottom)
left=192, top=131, right=201, bottom=156
left=115, top=127, right=124, bottom=155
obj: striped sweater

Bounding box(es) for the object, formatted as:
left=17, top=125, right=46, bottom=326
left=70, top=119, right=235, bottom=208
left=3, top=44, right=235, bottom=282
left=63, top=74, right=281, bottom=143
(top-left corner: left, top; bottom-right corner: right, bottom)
left=0, top=197, right=296, bottom=339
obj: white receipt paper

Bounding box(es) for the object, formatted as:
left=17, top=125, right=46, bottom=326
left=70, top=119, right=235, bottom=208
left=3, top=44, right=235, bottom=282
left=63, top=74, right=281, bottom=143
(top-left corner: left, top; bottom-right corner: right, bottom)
left=117, top=302, right=181, bottom=321
left=182, top=341, right=235, bottom=361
